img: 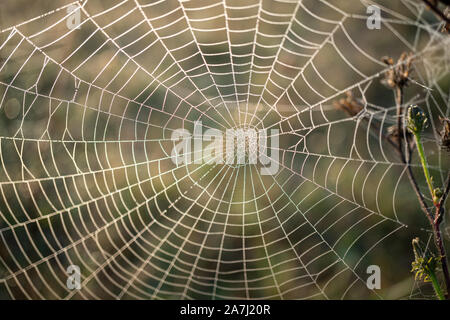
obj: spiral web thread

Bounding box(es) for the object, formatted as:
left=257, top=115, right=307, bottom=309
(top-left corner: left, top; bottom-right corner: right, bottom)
left=0, top=0, right=449, bottom=299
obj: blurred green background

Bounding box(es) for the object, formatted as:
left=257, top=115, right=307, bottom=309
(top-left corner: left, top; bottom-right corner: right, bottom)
left=0, top=0, right=449, bottom=300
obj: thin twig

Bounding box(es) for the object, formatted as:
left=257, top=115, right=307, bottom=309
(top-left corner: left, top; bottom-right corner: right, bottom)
left=433, top=224, right=450, bottom=298
left=407, top=107, right=450, bottom=299
left=339, top=52, right=450, bottom=298
left=407, top=109, right=450, bottom=298
left=396, top=87, right=406, bottom=163
left=434, top=173, right=450, bottom=298
left=387, top=53, right=450, bottom=298
left=436, top=172, right=450, bottom=223
left=395, top=88, right=434, bottom=224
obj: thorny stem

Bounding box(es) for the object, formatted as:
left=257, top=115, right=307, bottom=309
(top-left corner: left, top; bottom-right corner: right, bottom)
left=413, top=132, right=435, bottom=202
left=343, top=52, right=450, bottom=299
left=429, top=268, right=446, bottom=300
left=435, top=174, right=450, bottom=296
left=396, top=87, right=406, bottom=163
left=394, top=83, right=450, bottom=299
left=434, top=220, right=450, bottom=298
left=395, top=89, right=433, bottom=223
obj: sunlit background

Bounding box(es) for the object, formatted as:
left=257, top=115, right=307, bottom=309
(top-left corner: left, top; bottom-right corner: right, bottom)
left=0, top=0, right=449, bottom=299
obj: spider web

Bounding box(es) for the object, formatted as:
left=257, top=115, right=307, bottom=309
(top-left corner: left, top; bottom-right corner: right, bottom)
left=0, top=0, right=449, bottom=300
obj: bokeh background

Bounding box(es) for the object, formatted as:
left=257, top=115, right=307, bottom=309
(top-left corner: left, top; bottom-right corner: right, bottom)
left=0, top=0, right=449, bottom=300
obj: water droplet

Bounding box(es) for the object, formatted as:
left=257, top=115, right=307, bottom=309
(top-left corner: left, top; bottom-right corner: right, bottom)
left=3, top=98, right=21, bottom=120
